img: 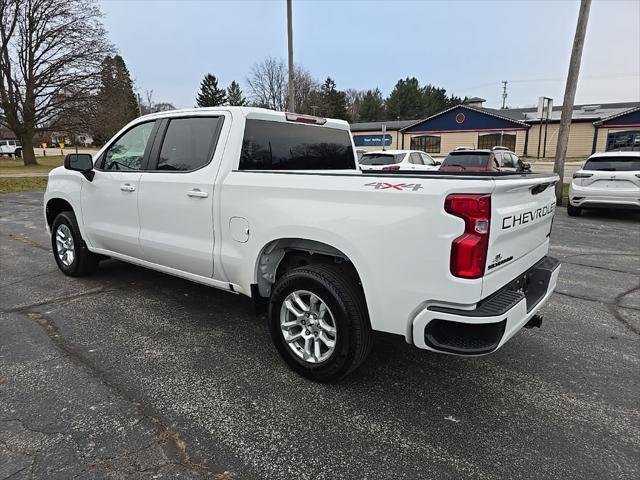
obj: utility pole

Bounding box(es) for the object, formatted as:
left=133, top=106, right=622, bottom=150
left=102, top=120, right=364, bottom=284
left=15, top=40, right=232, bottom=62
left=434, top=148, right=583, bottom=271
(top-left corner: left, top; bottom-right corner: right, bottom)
left=287, top=0, right=295, bottom=112
left=501, top=81, right=508, bottom=109
left=554, top=0, right=591, bottom=205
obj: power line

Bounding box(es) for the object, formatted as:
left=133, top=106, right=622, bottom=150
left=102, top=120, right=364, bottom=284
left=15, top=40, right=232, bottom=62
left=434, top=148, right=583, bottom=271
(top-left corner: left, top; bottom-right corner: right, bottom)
left=453, top=72, right=639, bottom=93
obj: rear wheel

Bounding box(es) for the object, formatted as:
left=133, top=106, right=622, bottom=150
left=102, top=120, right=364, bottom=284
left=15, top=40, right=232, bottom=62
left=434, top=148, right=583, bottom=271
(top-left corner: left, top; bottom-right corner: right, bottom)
left=14, top=148, right=22, bottom=158
left=567, top=204, right=582, bottom=217
left=269, top=264, right=372, bottom=382
left=51, top=211, right=100, bottom=276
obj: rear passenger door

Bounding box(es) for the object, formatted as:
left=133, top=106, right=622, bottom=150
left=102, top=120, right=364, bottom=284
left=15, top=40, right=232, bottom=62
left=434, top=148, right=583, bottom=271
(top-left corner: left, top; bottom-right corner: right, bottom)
left=137, top=115, right=225, bottom=278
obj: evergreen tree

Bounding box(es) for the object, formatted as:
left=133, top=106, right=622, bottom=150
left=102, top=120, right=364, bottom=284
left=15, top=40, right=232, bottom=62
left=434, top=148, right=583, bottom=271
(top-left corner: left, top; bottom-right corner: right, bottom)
left=319, top=77, right=349, bottom=121
left=358, top=88, right=385, bottom=121
left=226, top=80, right=246, bottom=106
left=93, top=55, right=139, bottom=143
left=385, top=77, right=425, bottom=120
left=422, top=84, right=457, bottom=117
left=196, top=73, right=226, bottom=107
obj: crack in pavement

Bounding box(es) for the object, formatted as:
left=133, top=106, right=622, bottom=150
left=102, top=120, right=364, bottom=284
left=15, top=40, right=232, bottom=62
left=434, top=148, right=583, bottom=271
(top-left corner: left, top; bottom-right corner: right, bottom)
left=558, top=260, right=639, bottom=275
left=609, top=284, right=640, bottom=336
left=555, top=286, right=640, bottom=335
left=18, top=309, right=235, bottom=479
left=0, top=268, right=59, bottom=289
left=0, top=231, right=50, bottom=252
left=1, top=287, right=108, bottom=314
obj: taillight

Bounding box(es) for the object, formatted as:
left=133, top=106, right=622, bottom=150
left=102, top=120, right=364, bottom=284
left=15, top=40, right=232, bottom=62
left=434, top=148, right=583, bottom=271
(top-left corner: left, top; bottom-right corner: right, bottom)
left=444, top=194, right=491, bottom=279
left=382, top=165, right=400, bottom=170
left=573, top=172, right=593, bottom=179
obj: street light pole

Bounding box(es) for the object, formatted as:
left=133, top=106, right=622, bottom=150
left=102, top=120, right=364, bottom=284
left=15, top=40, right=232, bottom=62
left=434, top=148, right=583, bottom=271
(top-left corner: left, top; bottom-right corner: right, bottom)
left=554, top=0, right=591, bottom=205
left=287, top=0, right=295, bottom=112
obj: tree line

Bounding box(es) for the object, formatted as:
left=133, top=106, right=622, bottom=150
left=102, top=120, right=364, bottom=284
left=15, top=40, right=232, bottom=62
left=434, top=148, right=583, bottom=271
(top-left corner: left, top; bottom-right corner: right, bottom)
left=1, top=0, right=463, bottom=166
left=197, top=56, right=463, bottom=123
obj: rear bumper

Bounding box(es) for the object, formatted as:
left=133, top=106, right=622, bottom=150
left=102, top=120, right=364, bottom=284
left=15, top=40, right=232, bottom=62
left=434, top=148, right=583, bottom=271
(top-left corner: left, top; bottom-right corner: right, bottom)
left=569, top=183, right=640, bottom=209
left=412, top=256, right=560, bottom=355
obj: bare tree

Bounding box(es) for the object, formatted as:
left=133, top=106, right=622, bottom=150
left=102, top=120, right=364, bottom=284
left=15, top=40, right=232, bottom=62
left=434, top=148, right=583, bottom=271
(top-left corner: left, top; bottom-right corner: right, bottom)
left=289, top=65, right=318, bottom=114
left=246, top=57, right=287, bottom=111
left=0, top=0, right=113, bottom=165
left=345, top=89, right=364, bottom=122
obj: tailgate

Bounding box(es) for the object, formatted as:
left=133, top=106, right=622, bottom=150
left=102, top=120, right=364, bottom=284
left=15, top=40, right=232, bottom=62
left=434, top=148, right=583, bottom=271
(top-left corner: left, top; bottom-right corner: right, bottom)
left=483, top=175, right=558, bottom=296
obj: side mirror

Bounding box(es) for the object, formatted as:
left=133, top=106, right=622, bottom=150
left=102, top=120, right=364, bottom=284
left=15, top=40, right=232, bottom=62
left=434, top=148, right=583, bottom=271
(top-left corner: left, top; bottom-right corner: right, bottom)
left=435, top=161, right=442, bottom=166
left=522, top=162, right=531, bottom=172
left=64, top=153, right=94, bottom=181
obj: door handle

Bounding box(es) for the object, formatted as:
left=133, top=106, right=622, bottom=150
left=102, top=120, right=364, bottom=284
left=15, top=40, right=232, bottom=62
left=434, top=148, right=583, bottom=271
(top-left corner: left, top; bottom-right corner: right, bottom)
left=120, top=183, right=135, bottom=192
left=187, top=188, right=208, bottom=198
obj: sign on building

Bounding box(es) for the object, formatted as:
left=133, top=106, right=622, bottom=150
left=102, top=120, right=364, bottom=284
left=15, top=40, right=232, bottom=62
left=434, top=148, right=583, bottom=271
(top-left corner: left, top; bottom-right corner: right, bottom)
left=352, top=134, right=392, bottom=147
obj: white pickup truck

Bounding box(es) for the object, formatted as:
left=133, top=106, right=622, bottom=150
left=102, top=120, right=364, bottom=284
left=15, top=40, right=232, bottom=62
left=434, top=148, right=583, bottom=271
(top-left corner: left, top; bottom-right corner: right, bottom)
left=44, top=107, right=560, bottom=382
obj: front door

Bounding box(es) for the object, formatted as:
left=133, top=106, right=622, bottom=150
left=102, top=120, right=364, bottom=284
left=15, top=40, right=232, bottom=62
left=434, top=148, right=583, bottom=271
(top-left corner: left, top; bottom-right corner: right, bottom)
left=138, top=115, right=224, bottom=278
left=81, top=121, right=157, bottom=258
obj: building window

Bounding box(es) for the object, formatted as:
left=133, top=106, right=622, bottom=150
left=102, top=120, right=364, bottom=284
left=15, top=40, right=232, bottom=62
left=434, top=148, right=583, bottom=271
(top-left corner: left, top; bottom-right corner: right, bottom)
left=410, top=135, right=441, bottom=154
left=606, top=130, right=640, bottom=151
left=478, top=132, right=516, bottom=151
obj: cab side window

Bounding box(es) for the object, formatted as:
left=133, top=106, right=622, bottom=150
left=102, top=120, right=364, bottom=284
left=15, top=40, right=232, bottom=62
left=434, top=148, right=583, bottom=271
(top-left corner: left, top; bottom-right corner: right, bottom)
left=155, top=117, right=222, bottom=171
left=103, top=122, right=156, bottom=171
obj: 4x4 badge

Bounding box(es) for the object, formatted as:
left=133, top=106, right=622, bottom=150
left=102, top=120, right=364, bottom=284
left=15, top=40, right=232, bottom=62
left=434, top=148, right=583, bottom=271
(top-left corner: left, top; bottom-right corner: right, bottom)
left=364, top=182, right=423, bottom=191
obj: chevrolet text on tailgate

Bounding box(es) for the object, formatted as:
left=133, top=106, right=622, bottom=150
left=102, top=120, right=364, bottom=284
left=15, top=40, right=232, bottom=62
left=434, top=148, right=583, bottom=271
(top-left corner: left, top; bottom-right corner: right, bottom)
left=44, top=107, right=561, bottom=382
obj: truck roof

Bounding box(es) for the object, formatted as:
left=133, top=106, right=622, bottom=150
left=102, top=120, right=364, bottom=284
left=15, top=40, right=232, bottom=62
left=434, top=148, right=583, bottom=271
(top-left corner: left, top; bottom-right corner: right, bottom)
left=135, top=106, right=351, bottom=131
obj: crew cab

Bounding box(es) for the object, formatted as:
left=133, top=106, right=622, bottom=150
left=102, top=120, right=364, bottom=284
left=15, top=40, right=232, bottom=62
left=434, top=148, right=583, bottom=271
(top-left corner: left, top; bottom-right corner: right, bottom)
left=44, top=107, right=560, bottom=382
left=568, top=151, right=640, bottom=216
left=440, top=147, right=530, bottom=173
left=358, top=149, right=439, bottom=171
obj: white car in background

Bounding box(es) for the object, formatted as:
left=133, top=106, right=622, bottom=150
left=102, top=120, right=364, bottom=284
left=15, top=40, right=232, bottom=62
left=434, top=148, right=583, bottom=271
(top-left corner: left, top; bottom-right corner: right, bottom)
left=0, top=139, right=22, bottom=157
left=358, top=149, right=440, bottom=171
left=568, top=151, right=640, bottom=216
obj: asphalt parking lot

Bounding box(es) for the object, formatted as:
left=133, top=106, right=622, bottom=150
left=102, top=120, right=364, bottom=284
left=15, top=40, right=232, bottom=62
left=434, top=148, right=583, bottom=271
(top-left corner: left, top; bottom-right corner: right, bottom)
left=1, top=191, right=639, bottom=480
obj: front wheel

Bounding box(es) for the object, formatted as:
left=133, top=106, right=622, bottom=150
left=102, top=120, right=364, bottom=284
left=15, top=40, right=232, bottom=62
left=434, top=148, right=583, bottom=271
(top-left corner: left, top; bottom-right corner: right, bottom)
left=14, top=148, right=21, bottom=158
left=567, top=204, right=582, bottom=217
left=51, top=211, right=100, bottom=276
left=268, top=264, right=372, bottom=382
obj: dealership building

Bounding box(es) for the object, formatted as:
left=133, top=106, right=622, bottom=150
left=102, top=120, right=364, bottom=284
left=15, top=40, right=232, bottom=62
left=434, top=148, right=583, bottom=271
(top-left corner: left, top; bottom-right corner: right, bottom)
left=350, top=98, right=640, bottom=159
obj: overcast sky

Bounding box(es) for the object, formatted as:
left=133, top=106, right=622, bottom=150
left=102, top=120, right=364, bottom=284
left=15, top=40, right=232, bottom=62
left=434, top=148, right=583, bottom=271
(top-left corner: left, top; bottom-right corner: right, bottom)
left=99, top=0, right=640, bottom=110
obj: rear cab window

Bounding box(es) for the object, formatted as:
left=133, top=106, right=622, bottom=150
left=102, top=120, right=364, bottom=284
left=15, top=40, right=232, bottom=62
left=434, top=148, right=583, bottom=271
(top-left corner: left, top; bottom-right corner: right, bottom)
left=240, top=120, right=355, bottom=170
left=360, top=153, right=404, bottom=165
left=583, top=157, right=640, bottom=171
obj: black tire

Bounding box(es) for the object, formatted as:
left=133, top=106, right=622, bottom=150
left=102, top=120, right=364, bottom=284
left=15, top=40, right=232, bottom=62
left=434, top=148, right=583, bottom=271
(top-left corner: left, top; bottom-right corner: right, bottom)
left=14, top=148, right=21, bottom=158
left=268, top=264, right=372, bottom=382
left=567, top=204, right=581, bottom=217
left=51, top=211, right=99, bottom=276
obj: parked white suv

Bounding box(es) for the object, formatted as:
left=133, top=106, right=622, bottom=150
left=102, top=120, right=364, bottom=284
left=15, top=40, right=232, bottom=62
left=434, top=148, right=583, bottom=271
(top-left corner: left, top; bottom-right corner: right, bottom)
left=44, top=107, right=560, bottom=382
left=358, top=149, right=439, bottom=171
left=568, top=151, right=640, bottom=216
left=0, top=139, right=22, bottom=157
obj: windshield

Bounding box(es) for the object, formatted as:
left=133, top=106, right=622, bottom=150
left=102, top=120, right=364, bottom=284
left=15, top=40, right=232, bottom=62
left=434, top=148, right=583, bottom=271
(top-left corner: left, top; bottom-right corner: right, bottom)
left=442, top=153, right=490, bottom=168
left=359, top=153, right=404, bottom=165
left=583, top=157, right=640, bottom=171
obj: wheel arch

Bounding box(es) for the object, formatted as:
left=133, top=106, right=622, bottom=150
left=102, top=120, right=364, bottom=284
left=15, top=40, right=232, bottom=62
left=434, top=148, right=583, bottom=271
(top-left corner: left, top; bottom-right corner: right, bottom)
left=254, top=237, right=365, bottom=300
left=45, top=197, right=74, bottom=228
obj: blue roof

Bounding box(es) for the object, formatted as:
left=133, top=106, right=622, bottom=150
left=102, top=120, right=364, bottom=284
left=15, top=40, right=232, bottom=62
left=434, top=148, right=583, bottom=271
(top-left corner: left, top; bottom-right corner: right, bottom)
left=401, top=105, right=529, bottom=133
left=595, top=106, right=640, bottom=127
